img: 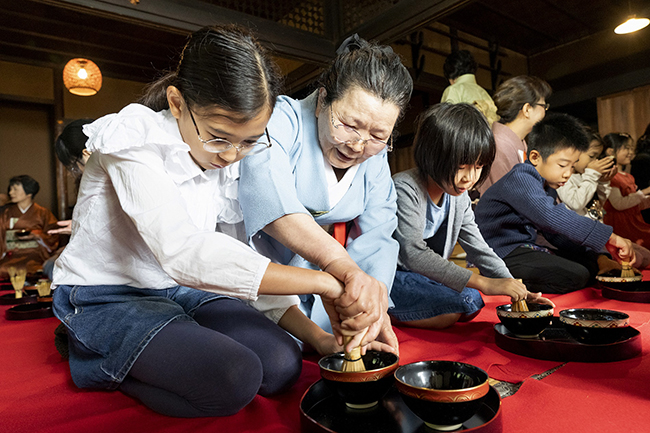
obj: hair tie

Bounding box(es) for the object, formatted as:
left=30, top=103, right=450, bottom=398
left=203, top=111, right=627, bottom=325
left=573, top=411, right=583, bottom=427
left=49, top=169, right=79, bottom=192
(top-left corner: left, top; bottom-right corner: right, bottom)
left=336, top=33, right=363, bottom=55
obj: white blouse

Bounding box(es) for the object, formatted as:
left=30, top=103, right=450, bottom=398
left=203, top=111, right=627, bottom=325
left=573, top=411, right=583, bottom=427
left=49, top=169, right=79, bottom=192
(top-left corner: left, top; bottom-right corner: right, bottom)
left=52, top=104, right=271, bottom=302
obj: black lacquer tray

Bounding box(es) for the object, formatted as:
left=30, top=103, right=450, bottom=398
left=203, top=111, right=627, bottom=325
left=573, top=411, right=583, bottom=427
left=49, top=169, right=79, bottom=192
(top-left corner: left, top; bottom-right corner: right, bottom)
left=598, top=280, right=650, bottom=303
left=5, top=301, right=54, bottom=320
left=494, top=317, right=641, bottom=362
left=300, top=380, right=502, bottom=433
left=0, top=289, right=38, bottom=305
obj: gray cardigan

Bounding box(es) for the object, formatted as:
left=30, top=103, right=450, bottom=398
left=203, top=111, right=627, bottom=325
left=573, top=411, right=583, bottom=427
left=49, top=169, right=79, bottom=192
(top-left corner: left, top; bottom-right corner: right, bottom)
left=393, top=168, right=512, bottom=293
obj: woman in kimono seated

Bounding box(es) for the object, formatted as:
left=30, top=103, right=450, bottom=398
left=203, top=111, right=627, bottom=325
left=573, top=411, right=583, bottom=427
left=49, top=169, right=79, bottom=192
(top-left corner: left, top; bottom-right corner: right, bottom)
left=239, top=34, right=412, bottom=352
left=1, top=175, right=58, bottom=279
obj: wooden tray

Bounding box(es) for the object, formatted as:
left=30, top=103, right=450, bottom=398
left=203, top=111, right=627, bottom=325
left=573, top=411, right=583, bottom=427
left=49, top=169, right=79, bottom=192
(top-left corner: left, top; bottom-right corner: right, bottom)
left=598, top=281, right=650, bottom=304
left=494, top=317, right=641, bottom=362
left=300, top=379, right=502, bottom=433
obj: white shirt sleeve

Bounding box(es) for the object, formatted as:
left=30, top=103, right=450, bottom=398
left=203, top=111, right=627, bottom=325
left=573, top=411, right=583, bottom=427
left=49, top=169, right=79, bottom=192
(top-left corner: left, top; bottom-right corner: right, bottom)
left=99, top=145, right=270, bottom=300
left=556, top=170, right=599, bottom=211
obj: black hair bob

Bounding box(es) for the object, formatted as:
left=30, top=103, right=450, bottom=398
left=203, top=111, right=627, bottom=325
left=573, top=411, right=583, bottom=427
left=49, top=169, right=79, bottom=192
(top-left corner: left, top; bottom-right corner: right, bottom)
left=414, top=103, right=496, bottom=192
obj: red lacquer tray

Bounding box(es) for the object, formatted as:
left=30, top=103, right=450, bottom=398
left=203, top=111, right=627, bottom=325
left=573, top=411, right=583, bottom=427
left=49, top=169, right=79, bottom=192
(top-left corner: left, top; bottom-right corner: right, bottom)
left=300, top=379, right=502, bottom=433
left=494, top=317, right=641, bottom=362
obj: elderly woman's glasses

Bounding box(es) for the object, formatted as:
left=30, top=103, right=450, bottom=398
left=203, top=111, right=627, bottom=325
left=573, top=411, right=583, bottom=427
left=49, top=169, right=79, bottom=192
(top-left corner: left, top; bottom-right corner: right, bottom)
left=188, top=110, right=272, bottom=155
left=330, top=105, right=393, bottom=153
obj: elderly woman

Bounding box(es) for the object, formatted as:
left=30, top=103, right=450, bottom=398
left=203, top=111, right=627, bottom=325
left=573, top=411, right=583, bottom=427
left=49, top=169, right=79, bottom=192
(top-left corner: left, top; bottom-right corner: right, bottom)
left=239, top=35, right=412, bottom=352
left=1, top=175, right=58, bottom=279
left=478, top=75, right=551, bottom=195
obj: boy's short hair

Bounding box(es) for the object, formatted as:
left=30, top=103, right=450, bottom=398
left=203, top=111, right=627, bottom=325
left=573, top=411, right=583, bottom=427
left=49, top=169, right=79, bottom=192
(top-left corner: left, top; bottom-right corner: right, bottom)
left=527, top=113, right=590, bottom=160
left=443, top=50, right=477, bottom=80
left=414, top=103, right=495, bottom=191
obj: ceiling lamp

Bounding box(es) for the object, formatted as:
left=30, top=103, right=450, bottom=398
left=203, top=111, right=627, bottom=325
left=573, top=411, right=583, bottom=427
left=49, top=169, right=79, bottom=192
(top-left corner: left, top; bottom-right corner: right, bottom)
left=615, top=15, right=650, bottom=34
left=63, top=58, right=102, bottom=96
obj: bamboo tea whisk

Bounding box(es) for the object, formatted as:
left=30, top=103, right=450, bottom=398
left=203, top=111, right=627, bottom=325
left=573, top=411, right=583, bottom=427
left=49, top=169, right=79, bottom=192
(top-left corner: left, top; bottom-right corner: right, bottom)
left=621, top=261, right=634, bottom=278
left=512, top=279, right=529, bottom=312
left=341, top=335, right=365, bottom=372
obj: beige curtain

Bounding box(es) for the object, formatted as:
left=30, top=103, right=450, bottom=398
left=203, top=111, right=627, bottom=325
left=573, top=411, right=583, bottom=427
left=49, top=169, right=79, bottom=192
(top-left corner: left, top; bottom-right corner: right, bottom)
left=597, top=84, right=650, bottom=142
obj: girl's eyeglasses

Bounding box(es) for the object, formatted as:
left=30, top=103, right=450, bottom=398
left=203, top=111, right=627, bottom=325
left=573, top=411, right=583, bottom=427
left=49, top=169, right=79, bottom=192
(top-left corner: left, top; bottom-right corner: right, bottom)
left=189, top=110, right=272, bottom=155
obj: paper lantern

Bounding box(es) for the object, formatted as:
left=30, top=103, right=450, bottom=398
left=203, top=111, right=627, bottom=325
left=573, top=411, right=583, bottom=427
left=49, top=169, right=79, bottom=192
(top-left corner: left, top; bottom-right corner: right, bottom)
left=63, top=58, right=102, bottom=96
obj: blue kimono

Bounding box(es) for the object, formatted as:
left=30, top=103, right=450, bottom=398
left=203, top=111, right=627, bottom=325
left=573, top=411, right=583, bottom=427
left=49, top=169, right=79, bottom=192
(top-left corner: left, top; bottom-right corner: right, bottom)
left=239, top=93, right=399, bottom=332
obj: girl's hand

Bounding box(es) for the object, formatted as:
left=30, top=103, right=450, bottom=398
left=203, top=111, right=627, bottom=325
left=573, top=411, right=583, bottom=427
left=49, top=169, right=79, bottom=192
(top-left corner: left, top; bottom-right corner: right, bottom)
left=599, top=165, right=617, bottom=182
left=471, top=275, right=527, bottom=302
left=48, top=220, right=72, bottom=235
left=526, top=291, right=555, bottom=307
left=588, top=156, right=615, bottom=174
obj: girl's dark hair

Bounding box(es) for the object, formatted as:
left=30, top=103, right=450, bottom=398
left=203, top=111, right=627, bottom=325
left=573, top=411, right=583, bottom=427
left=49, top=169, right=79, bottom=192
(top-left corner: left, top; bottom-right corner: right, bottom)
left=414, top=103, right=496, bottom=192
left=9, top=175, right=39, bottom=198
left=586, top=128, right=604, bottom=149
left=493, top=76, right=552, bottom=124
left=55, top=118, right=93, bottom=174
left=138, top=25, right=283, bottom=121
left=637, top=122, right=650, bottom=155
left=318, top=34, right=413, bottom=121
left=528, top=113, right=589, bottom=160
left=602, top=132, right=633, bottom=156
left=443, top=50, right=477, bottom=80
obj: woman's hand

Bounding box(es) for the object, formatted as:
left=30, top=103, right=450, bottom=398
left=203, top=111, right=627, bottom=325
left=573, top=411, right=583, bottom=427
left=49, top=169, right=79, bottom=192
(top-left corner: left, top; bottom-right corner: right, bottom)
left=47, top=220, right=72, bottom=235
left=324, top=259, right=388, bottom=341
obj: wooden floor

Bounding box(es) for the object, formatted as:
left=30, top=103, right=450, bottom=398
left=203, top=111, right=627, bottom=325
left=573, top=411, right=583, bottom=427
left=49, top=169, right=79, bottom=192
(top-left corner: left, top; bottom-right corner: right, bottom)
left=449, top=242, right=481, bottom=275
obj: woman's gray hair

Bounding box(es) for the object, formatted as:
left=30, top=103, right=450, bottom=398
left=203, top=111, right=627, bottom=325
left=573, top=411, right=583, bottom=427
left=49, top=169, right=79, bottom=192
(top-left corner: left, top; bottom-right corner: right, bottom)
left=318, top=34, right=413, bottom=120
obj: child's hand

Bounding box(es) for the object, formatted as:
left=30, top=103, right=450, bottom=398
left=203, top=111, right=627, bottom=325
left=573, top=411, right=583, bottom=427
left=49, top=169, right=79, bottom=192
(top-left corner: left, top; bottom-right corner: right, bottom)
left=588, top=156, right=615, bottom=174
left=526, top=291, right=555, bottom=307
left=473, top=275, right=527, bottom=302
left=599, top=165, right=617, bottom=182
left=605, top=234, right=636, bottom=265
left=312, top=332, right=344, bottom=356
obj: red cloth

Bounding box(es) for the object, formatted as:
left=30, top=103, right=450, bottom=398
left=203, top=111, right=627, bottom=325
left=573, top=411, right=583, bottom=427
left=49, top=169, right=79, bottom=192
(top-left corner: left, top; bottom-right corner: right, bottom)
left=604, top=172, right=650, bottom=247
left=2, top=276, right=649, bottom=432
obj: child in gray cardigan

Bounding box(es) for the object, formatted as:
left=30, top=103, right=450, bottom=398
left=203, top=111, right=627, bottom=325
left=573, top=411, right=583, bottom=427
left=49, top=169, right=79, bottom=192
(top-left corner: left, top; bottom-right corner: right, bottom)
left=389, top=103, right=552, bottom=329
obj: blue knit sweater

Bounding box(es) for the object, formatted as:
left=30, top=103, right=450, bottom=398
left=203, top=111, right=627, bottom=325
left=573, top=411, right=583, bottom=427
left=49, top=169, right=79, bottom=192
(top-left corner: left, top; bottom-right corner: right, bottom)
left=475, top=161, right=613, bottom=258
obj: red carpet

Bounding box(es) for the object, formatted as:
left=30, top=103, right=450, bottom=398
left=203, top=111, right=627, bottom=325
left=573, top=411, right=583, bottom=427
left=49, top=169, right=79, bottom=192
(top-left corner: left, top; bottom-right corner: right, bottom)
left=1, top=278, right=649, bottom=433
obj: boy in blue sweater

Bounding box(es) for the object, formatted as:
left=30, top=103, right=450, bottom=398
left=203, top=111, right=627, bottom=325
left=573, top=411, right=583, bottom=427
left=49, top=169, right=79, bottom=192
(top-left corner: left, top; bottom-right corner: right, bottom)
left=475, top=113, right=634, bottom=293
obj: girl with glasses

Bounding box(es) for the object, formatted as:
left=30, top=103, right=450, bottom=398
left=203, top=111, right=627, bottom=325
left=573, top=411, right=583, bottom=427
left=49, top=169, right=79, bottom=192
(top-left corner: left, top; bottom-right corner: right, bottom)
left=478, top=75, right=552, bottom=195
left=51, top=25, right=351, bottom=418
left=239, top=34, right=413, bottom=354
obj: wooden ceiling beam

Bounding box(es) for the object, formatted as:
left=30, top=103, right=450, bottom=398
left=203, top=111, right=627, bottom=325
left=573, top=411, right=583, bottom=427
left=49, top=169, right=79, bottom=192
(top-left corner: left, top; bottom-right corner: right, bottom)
left=348, top=0, right=473, bottom=45
left=47, top=0, right=336, bottom=64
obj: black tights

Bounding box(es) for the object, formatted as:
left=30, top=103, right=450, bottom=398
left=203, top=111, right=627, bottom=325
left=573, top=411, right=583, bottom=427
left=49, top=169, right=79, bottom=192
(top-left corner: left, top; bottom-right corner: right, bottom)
left=119, top=298, right=302, bottom=417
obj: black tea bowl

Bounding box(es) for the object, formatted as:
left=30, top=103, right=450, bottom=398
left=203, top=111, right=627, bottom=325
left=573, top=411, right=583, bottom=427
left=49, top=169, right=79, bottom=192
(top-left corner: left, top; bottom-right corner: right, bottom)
left=559, top=308, right=630, bottom=344
left=496, top=303, right=554, bottom=338
left=395, top=360, right=489, bottom=431
left=318, top=350, right=398, bottom=409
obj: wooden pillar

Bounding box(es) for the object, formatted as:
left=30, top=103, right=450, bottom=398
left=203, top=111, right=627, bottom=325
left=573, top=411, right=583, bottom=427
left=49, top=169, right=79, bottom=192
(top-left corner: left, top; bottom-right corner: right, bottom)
left=53, top=65, right=68, bottom=220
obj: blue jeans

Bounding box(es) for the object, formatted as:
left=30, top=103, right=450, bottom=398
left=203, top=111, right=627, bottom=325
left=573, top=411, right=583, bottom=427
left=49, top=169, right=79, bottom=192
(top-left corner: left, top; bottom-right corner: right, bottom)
left=53, top=284, right=229, bottom=389
left=389, top=270, right=484, bottom=322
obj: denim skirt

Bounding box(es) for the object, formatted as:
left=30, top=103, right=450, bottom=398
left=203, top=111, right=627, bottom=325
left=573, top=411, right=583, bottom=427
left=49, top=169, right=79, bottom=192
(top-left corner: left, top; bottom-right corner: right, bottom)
left=53, top=284, right=226, bottom=390
left=389, top=270, right=484, bottom=322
